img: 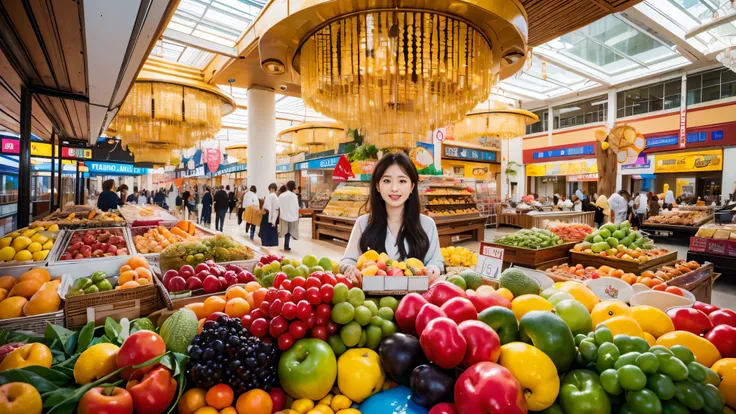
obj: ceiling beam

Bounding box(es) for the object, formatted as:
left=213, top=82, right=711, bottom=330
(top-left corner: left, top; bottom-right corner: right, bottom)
left=687, top=12, right=736, bottom=38
left=624, top=5, right=705, bottom=63
left=532, top=48, right=612, bottom=86
left=162, top=28, right=238, bottom=58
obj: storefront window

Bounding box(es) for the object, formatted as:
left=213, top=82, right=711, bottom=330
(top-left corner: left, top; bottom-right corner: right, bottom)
left=617, top=78, right=681, bottom=118
left=687, top=68, right=736, bottom=105
left=553, top=96, right=607, bottom=129
left=525, top=109, right=549, bottom=134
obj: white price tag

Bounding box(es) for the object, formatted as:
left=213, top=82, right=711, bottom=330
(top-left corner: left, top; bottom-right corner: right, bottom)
left=475, top=242, right=504, bottom=280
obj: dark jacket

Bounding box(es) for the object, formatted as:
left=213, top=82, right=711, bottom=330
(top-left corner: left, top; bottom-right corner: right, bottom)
left=97, top=191, right=120, bottom=212
left=215, top=190, right=229, bottom=210
left=202, top=191, right=213, bottom=207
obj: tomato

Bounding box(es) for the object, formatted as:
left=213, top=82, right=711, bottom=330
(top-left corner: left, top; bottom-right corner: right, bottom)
left=78, top=386, right=133, bottom=414
left=653, top=284, right=667, bottom=291
left=205, top=384, right=234, bottom=410
left=665, top=286, right=684, bottom=296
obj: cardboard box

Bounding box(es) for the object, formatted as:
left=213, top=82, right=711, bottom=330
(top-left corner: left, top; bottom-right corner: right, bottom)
left=361, top=276, right=429, bottom=295
left=689, top=237, right=708, bottom=253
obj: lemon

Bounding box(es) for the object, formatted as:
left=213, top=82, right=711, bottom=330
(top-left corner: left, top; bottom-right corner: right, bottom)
left=599, top=315, right=644, bottom=338
left=48, top=224, right=59, bottom=232
left=511, top=294, right=554, bottom=320
left=591, top=300, right=630, bottom=328
left=8, top=231, right=20, bottom=238
left=630, top=305, right=674, bottom=338
left=0, top=246, right=15, bottom=261
left=0, top=237, right=11, bottom=248
left=22, top=228, right=39, bottom=238
left=31, top=234, right=48, bottom=244
left=42, top=240, right=54, bottom=250
left=307, top=405, right=334, bottom=414
left=292, top=399, right=315, bottom=413
left=330, top=395, right=352, bottom=411
left=318, top=394, right=333, bottom=406
left=11, top=236, right=31, bottom=252
left=14, top=250, right=33, bottom=262
left=32, top=250, right=50, bottom=261
left=27, top=242, right=42, bottom=254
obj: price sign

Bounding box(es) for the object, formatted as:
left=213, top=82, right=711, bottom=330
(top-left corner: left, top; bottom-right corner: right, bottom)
left=475, top=242, right=504, bottom=280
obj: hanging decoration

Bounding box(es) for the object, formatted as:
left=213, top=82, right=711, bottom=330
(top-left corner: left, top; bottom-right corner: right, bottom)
left=595, top=125, right=646, bottom=164
left=225, top=144, right=248, bottom=161
left=278, top=122, right=347, bottom=153
left=453, top=100, right=539, bottom=143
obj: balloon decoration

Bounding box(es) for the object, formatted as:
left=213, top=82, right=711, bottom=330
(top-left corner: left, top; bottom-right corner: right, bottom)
left=594, top=125, right=646, bottom=164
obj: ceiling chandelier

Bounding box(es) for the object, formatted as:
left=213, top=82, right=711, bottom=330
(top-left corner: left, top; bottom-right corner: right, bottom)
left=278, top=122, right=347, bottom=153
left=259, top=1, right=528, bottom=145
left=225, top=144, right=247, bottom=161
left=453, top=100, right=539, bottom=143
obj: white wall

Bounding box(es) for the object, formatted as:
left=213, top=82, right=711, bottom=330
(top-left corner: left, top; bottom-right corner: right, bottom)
left=501, top=137, right=524, bottom=201
left=722, top=147, right=736, bottom=201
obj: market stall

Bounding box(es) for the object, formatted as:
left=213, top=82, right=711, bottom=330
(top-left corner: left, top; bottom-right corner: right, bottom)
left=499, top=210, right=595, bottom=229
left=642, top=205, right=715, bottom=237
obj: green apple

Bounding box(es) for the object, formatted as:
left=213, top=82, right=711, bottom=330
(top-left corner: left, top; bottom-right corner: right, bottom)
left=379, top=296, right=399, bottom=311
left=332, top=283, right=349, bottom=304
left=278, top=338, right=337, bottom=400
left=554, top=299, right=593, bottom=336
left=548, top=291, right=575, bottom=306
left=541, top=287, right=561, bottom=300
left=478, top=306, right=519, bottom=345
left=297, top=265, right=309, bottom=278
left=302, top=254, right=318, bottom=268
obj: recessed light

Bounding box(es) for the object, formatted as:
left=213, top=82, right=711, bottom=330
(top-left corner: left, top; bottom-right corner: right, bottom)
left=262, top=59, right=286, bottom=75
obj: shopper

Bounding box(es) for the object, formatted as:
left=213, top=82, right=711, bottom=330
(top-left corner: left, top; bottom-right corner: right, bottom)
left=593, top=195, right=610, bottom=227
left=118, top=184, right=129, bottom=206
left=650, top=194, right=661, bottom=217
left=138, top=190, right=147, bottom=205
left=154, top=189, right=165, bottom=207
left=126, top=190, right=136, bottom=204
left=340, top=152, right=444, bottom=286
left=227, top=185, right=237, bottom=219
left=572, top=194, right=582, bottom=212
left=296, top=186, right=303, bottom=208
left=214, top=186, right=229, bottom=232
left=201, top=187, right=213, bottom=226
left=608, top=192, right=628, bottom=224
left=664, top=189, right=675, bottom=211
left=278, top=181, right=300, bottom=252
left=259, top=183, right=279, bottom=247
left=97, top=179, right=121, bottom=212
left=242, top=185, right=259, bottom=240
left=633, top=189, right=649, bottom=229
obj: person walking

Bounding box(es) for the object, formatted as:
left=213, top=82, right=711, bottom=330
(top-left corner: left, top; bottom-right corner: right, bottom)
left=137, top=190, right=148, bottom=205
left=593, top=195, right=610, bottom=227
left=214, top=186, right=229, bottom=232
left=227, top=185, right=237, bottom=219
left=201, top=187, right=213, bottom=226
left=278, top=181, right=300, bottom=252
left=608, top=192, right=628, bottom=224
left=242, top=185, right=259, bottom=240
left=633, top=189, right=649, bottom=229
left=664, top=189, right=675, bottom=211
left=259, top=183, right=279, bottom=247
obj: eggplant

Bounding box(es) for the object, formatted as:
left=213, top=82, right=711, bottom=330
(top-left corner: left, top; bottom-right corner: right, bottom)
left=410, top=363, right=455, bottom=408
left=378, top=333, right=427, bottom=386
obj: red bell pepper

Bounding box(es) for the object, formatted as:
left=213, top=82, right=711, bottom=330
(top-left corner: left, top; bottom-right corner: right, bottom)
left=125, top=365, right=177, bottom=414
left=78, top=387, right=133, bottom=414
left=706, top=324, right=736, bottom=358
left=422, top=282, right=466, bottom=307
left=420, top=317, right=467, bottom=369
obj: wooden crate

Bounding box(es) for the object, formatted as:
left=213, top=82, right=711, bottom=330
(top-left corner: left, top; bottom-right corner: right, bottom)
left=486, top=242, right=575, bottom=267
left=666, top=263, right=719, bottom=304
left=569, top=250, right=678, bottom=274
left=529, top=211, right=595, bottom=228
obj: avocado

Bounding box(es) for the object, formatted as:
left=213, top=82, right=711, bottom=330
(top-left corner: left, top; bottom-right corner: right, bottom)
left=598, top=228, right=611, bottom=239
left=458, top=270, right=484, bottom=290
left=499, top=268, right=540, bottom=297
left=606, top=237, right=619, bottom=248
left=593, top=235, right=604, bottom=243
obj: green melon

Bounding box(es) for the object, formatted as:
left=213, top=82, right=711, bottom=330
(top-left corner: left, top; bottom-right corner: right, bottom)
left=160, top=308, right=198, bottom=353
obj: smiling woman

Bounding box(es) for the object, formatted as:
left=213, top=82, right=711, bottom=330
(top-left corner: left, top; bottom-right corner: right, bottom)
left=339, top=152, right=445, bottom=285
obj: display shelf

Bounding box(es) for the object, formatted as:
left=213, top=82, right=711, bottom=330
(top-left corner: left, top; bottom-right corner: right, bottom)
left=687, top=251, right=736, bottom=276
left=570, top=250, right=678, bottom=274
left=500, top=211, right=595, bottom=229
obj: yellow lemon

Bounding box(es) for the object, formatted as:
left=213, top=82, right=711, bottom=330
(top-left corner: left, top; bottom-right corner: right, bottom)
left=32, top=250, right=50, bottom=261
left=496, top=287, right=514, bottom=302
left=308, top=405, right=334, bottom=414
left=591, top=300, right=631, bottom=328
left=599, top=316, right=644, bottom=338
left=511, top=294, right=553, bottom=320
left=48, top=224, right=59, bottom=232
left=292, top=399, right=315, bottom=413
left=643, top=332, right=656, bottom=347
left=27, top=242, right=42, bottom=254
left=30, top=234, right=48, bottom=244
left=11, top=236, right=31, bottom=252
left=630, top=305, right=675, bottom=338
left=335, top=410, right=361, bottom=414
left=14, top=250, right=33, bottom=262
left=318, top=394, right=333, bottom=406
left=42, top=240, right=54, bottom=250
left=0, top=246, right=15, bottom=261
left=0, top=237, right=11, bottom=248
left=362, top=250, right=379, bottom=262
left=657, top=331, right=722, bottom=367
left=557, top=281, right=600, bottom=312
left=330, top=395, right=352, bottom=411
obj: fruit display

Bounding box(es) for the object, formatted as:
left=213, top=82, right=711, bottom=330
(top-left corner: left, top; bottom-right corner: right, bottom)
left=421, top=183, right=479, bottom=218
left=118, top=204, right=178, bottom=222
left=426, top=207, right=479, bottom=217
left=322, top=184, right=369, bottom=218
left=34, top=205, right=126, bottom=228
left=546, top=260, right=703, bottom=285
left=162, top=261, right=255, bottom=294
left=0, top=268, right=61, bottom=319
left=254, top=254, right=338, bottom=287
left=440, top=246, right=478, bottom=268
left=547, top=222, right=594, bottom=241
left=58, top=228, right=130, bottom=261
left=131, top=225, right=193, bottom=254
left=646, top=210, right=713, bottom=226
left=159, top=234, right=254, bottom=271
left=695, top=223, right=736, bottom=239
left=66, top=256, right=154, bottom=296
left=0, top=225, right=58, bottom=263
left=493, top=228, right=564, bottom=249
left=573, top=220, right=673, bottom=262
left=355, top=250, right=427, bottom=277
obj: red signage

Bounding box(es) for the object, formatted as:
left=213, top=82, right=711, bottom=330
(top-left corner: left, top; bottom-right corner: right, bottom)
left=1, top=138, right=18, bottom=154
left=332, top=154, right=355, bottom=182
left=205, top=148, right=221, bottom=173
left=679, top=75, right=687, bottom=148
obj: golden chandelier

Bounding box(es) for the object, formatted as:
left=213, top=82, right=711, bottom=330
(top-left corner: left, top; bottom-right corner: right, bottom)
left=453, top=100, right=539, bottom=143
left=278, top=122, right=347, bottom=153
left=259, top=1, right=528, bottom=146
left=225, top=144, right=248, bottom=161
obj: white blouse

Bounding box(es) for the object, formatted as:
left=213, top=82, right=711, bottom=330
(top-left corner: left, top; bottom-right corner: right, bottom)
left=263, top=193, right=279, bottom=226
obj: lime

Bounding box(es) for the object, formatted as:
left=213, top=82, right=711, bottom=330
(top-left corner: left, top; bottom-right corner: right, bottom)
left=365, top=325, right=383, bottom=349
left=358, top=329, right=367, bottom=347
left=354, top=306, right=372, bottom=326
left=363, top=300, right=379, bottom=316
left=670, top=345, right=695, bottom=366
left=379, top=296, right=399, bottom=311
left=600, top=369, right=623, bottom=395
left=381, top=320, right=398, bottom=337
left=340, top=322, right=362, bottom=347
left=347, top=287, right=366, bottom=307
left=332, top=283, right=349, bottom=304
left=327, top=334, right=347, bottom=356
left=618, top=365, right=647, bottom=391
left=635, top=352, right=659, bottom=375
left=332, top=302, right=355, bottom=324
left=369, top=316, right=384, bottom=327
left=447, top=276, right=466, bottom=290
left=377, top=307, right=394, bottom=321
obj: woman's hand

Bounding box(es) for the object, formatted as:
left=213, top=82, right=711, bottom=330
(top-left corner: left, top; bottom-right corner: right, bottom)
left=426, top=265, right=443, bottom=285
left=343, top=266, right=362, bottom=286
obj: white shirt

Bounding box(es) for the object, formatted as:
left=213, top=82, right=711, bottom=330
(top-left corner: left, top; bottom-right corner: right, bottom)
left=608, top=193, right=628, bottom=224
left=635, top=193, right=648, bottom=214
left=278, top=191, right=300, bottom=222
left=263, top=193, right=279, bottom=226
left=665, top=190, right=675, bottom=204
left=138, top=195, right=147, bottom=205
left=339, top=214, right=444, bottom=272
left=242, top=191, right=259, bottom=208
left=573, top=201, right=582, bottom=212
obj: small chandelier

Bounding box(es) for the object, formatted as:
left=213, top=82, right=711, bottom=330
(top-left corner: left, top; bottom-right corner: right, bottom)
left=453, top=100, right=539, bottom=143
left=225, top=144, right=247, bottom=161
left=278, top=122, right=347, bottom=153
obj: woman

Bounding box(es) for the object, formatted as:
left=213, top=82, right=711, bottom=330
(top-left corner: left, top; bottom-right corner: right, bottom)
left=259, top=183, right=279, bottom=247
left=227, top=185, right=237, bottom=219
left=340, top=152, right=444, bottom=285
left=97, top=179, right=120, bottom=212
left=664, top=189, right=675, bottom=211
left=138, top=190, right=147, bottom=205
left=650, top=194, right=661, bottom=217
left=242, top=185, right=259, bottom=240
left=572, top=194, right=582, bottom=212
left=593, top=195, right=610, bottom=228
left=608, top=192, right=628, bottom=224
left=201, top=187, right=213, bottom=226
left=118, top=184, right=129, bottom=206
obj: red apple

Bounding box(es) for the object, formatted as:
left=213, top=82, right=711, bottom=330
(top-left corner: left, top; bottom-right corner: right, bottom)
left=202, top=275, right=221, bottom=293
left=710, top=309, right=736, bottom=327
left=269, top=388, right=287, bottom=413
left=429, top=403, right=457, bottom=414
left=179, top=265, right=195, bottom=278
left=224, top=272, right=238, bottom=286
left=162, top=270, right=179, bottom=286
left=420, top=317, right=466, bottom=369
left=441, top=297, right=478, bottom=325
left=186, top=277, right=202, bottom=291
left=415, top=303, right=447, bottom=336
left=465, top=289, right=512, bottom=312
left=423, top=282, right=467, bottom=307
left=107, top=245, right=117, bottom=255
left=454, top=361, right=527, bottom=414
left=116, top=331, right=166, bottom=380
left=458, top=320, right=501, bottom=367
left=167, top=276, right=186, bottom=292
left=194, top=263, right=210, bottom=274
left=705, top=324, right=736, bottom=358
left=237, top=271, right=255, bottom=284
left=218, top=276, right=228, bottom=290
left=395, top=293, right=429, bottom=337
left=693, top=301, right=720, bottom=315
left=667, top=307, right=713, bottom=336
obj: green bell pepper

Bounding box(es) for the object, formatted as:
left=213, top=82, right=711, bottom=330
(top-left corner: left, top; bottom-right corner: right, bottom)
left=559, top=369, right=611, bottom=414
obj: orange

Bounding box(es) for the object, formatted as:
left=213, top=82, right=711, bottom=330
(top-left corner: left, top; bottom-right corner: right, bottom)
left=205, top=384, right=234, bottom=410
left=235, top=389, right=272, bottom=414
left=127, top=255, right=149, bottom=269
left=118, top=270, right=139, bottom=285
left=225, top=298, right=250, bottom=318
left=649, top=278, right=663, bottom=287
left=23, top=288, right=61, bottom=316
left=135, top=267, right=152, bottom=280
left=0, top=288, right=6, bottom=302
left=245, top=292, right=255, bottom=311
left=665, top=286, right=684, bottom=296
left=653, top=283, right=667, bottom=291
left=226, top=286, right=247, bottom=301
left=119, top=265, right=132, bottom=274
left=186, top=303, right=208, bottom=320
left=220, top=408, right=237, bottom=414
left=19, top=268, right=50, bottom=284
left=178, top=388, right=207, bottom=414
left=252, top=288, right=267, bottom=309
left=621, top=275, right=637, bottom=285
left=639, top=277, right=651, bottom=287
left=194, top=408, right=219, bottom=414
left=0, top=276, right=16, bottom=291
left=641, top=270, right=655, bottom=278
left=244, top=282, right=261, bottom=293
left=203, top=296, right=227, bottom=316
left=121, top=281, right=140, bottom=289
left=598, top=265, right=612, bottom=275
left=610, top=269, right=624, bottom=278
left=8, top=280, right=43, bottom=299
left=0, top=296, right=27, bottom=319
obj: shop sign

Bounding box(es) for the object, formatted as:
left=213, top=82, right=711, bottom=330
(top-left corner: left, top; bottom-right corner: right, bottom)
left=526, top=159, right=598, bottom=177
left=654, top=149, right=723, bottom=173
left=443, top=146, right=496, bottom=162
left=712, top=131, right=724, bottom=141
left=476, top=242, right=504, bottom=280
left=1, top=138, right=18, bottom=154
left=304, top=149, right=336, bottom=160
left=621, top=160, right=651, bottom=170
left=295, top=155, right=341, bottom=171
left=532, top=144, right=594, bottom=160
left=61, top=147, right=92, bottom=159
left=276, top=164, right=290, bottom=172
left=679, top=75, right=687, bottom=148
left=211, top=163, right=247, bottom=177
left=646, top=136, right=678, bottom=148
left=85, top=161, right=148, bottom=175
left=567, top=173, right=599, bottom=182
left=92, top=138, right=134, bottom=163
left=30, top=142, right=52, bottom=157
left=686, top=132, right=707, bottom=143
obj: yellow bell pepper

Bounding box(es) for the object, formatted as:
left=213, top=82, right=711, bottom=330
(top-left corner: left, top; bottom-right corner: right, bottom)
left=337, top=348, right=385, bottom=403
left=498, top=342, right=560, bottom=411
left=74, top=343, right=120, bottom=384
left=712, top=358, right=736, bottom=410
left=600, top=316, right=644, bottom=338
left=657, top=331, right=722, bottom=367
left=0, top=343, right=52, bottom=373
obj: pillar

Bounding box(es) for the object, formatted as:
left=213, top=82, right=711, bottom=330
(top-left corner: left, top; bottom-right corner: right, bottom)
left=247, top=87, right=276, bottom=198
left=607, top=90, right=622, bottom=193
left=17, top=86, right=32, bottom=228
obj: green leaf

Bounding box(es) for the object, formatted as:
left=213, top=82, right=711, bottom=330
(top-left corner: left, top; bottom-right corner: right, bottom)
left=0, top=330, right=8, bottom=345
left=0, top=366, right=70, bottom=393
left=46, top=324, right=75, bottom=346
left=119, top=318, right=130, bottom=343
left=104, top=318, right=122, bottom=344
left=76, top=322, right=95, bottom=354
left=166, top=365, right=188, bottom=414
left=63, top=331, right=79, bottom=357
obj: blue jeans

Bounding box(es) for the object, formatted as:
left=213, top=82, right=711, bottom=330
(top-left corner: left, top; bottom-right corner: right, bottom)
left=215, top=208, right=227, bottom=231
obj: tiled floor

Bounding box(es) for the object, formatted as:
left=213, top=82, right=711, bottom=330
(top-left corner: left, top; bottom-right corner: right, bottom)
left=214, top=213, right=734, bottom=310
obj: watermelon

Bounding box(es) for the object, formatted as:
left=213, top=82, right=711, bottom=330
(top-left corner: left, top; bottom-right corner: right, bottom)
left=160, top=308, right=198, bottom=353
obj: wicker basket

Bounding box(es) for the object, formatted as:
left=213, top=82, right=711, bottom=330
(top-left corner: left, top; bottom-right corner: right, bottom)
left=0, top=310, right=66, bottom=335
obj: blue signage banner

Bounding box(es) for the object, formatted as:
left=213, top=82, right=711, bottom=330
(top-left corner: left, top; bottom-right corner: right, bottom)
left=532, top=145, right=594, bottom=160
left=276, top=164, right=290, bottom=172
left=444, top=146, right=497, bottom=162
left=712, top=130, right=724, bottom=141
left=295, top=155, right=341, bottom=171
left=646, top=136, right=678, bottom=148
left=86, top=161, right=148, bottom=175
left=211, top=163, right=247, bottom=177
left=686, top=132, right=707, bottom=143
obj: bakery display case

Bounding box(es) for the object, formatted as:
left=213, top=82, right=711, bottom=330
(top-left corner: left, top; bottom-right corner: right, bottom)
left=321, top=182, right=370, bottom=218
left=419, top=178, right=480, bottom=218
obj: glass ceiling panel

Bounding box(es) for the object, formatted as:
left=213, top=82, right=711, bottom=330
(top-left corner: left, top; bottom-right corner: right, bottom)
left=641, top=1, right=736, bottom=52
left=500, top=59, right=598, bottom=98
left=150, top=39, right=216, bottom=69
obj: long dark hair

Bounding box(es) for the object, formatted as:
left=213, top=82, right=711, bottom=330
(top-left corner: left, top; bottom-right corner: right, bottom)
left=360, top=152, right=429, bottom=261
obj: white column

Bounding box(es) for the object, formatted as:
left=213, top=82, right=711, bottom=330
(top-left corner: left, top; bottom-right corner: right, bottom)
left=247, top=87, right=276, bottom=198
left=547, top=104, right=554, bottom=145
left=607, top=90, right=622, bottom=193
